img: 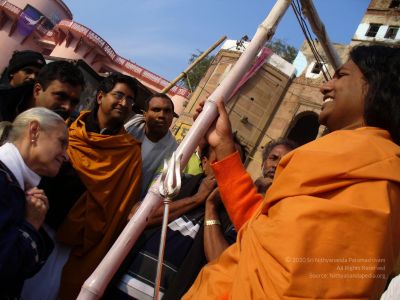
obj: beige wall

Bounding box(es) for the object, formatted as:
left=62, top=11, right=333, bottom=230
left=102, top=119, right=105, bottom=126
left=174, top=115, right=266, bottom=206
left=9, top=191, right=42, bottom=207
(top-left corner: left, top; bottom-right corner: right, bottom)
left=0, top=13, right=47, bottom=68
left=368, top=0, right=396, bottom=10
left=351, top=0, right=400, bottom=45
left=0, top=0, right=70, bottom=69
left=173, top=49, right=293, bottom=178
left=50, top=38, right=86, bottom=61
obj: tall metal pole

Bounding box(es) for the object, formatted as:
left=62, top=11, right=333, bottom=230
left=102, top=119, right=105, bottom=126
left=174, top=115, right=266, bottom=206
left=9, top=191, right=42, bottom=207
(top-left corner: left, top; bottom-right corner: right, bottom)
left=153, top=153, right=181, bottom=300
left=161, top=35, right=227, bottom=93
left=77, top=1, right=292, bottom=299
left=299, top=0, right=342, bottom=70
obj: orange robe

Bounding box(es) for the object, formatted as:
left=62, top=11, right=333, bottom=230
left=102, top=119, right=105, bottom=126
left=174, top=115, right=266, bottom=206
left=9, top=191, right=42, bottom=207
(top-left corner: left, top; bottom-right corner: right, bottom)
left=56, top=112, right=142, bottom=299
left=184, top=127, right=400, bottom=300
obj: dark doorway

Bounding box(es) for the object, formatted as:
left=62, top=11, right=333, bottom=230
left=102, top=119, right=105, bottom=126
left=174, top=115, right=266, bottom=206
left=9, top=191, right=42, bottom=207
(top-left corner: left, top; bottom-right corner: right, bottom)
left=286, top=112, right=319, bottom=146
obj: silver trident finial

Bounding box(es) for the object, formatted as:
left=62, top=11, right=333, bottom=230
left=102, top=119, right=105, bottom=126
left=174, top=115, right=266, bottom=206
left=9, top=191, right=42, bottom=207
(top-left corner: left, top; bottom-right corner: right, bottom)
left=154, top=152, right=182, bottom=300
left=158, top=152, right=182, bottom=200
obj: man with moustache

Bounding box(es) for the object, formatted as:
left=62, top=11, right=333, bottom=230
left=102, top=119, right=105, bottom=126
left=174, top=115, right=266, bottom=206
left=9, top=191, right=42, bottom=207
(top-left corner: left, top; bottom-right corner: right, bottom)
left=0, top=60, right=85, bottom=122
left=32, top=60, right=84, bottom=120
left=254, top=138, right=297, bottom=195
left=0, top=50, right=46, bottom=87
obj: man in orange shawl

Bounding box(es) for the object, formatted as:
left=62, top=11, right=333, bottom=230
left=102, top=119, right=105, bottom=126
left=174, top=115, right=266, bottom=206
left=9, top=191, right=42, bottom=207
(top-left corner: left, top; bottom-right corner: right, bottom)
left=55, top=73, right=142, bottom=299
left=184, top=45, right=400, bottom=299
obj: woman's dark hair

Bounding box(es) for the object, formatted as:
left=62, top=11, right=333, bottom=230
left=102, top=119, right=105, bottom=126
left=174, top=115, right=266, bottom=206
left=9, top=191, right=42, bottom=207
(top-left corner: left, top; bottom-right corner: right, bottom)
left=94, top=72, right=138, bottom=112
left=349, top=45, right=400, bottom=145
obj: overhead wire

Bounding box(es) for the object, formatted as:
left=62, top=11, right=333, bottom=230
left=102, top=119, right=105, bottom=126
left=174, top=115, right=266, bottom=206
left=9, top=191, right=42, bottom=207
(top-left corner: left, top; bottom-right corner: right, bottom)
left=291, top=0, right=333, bottom=80
left=297, top=0, right=333, bottom=79
left=177, top=19, right=331, bottom=162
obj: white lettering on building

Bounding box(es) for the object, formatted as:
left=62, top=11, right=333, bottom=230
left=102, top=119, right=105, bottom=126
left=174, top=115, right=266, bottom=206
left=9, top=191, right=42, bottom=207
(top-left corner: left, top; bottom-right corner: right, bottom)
left=125, top=62, right=143, bottom=74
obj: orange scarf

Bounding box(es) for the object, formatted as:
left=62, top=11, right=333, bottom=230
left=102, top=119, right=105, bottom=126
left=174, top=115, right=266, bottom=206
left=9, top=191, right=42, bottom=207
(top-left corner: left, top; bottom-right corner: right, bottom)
left=184, top=127, right=400, bottom=299
left=57, top=111, right=142, bottom=299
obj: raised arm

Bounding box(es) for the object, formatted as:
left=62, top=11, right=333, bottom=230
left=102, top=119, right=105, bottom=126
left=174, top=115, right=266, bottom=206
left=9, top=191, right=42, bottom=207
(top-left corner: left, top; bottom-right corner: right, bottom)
left=197, top=101, right=263, bottom=229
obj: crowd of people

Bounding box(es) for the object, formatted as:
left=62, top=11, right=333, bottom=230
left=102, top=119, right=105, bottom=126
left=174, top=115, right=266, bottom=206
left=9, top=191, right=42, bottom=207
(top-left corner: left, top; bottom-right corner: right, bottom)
left=0, top=43, right=398, bottom=300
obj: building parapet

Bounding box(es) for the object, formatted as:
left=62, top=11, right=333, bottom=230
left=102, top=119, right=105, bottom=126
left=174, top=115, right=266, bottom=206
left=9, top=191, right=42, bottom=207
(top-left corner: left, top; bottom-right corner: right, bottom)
left=0, top=0, right=20, bottom=16
left=56, top=19, right=190, bottom=97
left=0, top=1, right=189, bottom=98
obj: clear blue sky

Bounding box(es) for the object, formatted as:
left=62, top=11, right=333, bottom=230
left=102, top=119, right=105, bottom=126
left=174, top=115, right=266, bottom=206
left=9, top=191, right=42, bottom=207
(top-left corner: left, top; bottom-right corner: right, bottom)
left=62, top=0, right=369, bottom=81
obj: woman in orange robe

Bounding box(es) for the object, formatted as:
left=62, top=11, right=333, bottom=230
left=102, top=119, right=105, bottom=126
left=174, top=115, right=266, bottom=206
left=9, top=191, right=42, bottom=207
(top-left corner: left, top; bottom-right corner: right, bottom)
left=184, top=45, right=400, bottom=299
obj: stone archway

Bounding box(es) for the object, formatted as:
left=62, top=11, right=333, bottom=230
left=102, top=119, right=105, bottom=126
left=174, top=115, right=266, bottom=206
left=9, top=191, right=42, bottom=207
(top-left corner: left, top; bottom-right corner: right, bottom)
left=286, top=111, right=320, bottom=146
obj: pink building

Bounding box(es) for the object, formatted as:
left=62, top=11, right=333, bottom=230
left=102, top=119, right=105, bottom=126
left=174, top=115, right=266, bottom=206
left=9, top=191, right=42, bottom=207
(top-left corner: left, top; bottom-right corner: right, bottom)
left=0, top=0, right=190, bottom=114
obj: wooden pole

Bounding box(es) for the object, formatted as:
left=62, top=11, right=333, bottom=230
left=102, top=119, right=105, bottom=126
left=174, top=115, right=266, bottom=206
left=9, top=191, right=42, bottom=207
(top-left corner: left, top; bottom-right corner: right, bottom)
left=77, top=1, right=292, bottom=299
left=161, top=35, right=227, bottom=93
left=299, top=0, right=342, bottom=70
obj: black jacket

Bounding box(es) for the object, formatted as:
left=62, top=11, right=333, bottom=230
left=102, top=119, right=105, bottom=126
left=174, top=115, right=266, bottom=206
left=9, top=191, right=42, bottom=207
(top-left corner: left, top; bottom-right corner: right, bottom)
left=0, top=161, right=53, bottom=298
left=0, top=82, right=34, bottom=122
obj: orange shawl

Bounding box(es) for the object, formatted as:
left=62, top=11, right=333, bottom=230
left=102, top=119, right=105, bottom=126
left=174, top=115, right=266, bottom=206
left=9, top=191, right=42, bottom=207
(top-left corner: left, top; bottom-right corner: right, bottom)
left=57, top=111, right=142, bottom=299
left=184, top=127, right=400, bottom=300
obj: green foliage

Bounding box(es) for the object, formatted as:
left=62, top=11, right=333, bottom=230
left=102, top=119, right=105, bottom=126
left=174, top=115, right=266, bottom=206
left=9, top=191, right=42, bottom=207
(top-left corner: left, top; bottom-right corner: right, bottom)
left=265, top=38, right=297, bottom=63
left=181, top=50, right=215, bottom=91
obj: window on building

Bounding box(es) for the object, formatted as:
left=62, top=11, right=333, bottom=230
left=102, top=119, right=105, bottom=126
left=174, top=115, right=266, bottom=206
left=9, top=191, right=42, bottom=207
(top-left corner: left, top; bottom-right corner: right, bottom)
left=23, top=5, right=55, bottom=30
left=389, top=0, right=400, bottom=8
left=311, top=62, right=323, bottom=74
left=385, top=26, right=399, bottom=39
left=365, top=24, right=381, bottom=37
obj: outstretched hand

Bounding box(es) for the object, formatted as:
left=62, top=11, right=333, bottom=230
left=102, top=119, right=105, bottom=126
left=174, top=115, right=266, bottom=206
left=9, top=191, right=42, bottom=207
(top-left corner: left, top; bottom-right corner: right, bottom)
left=194, top=98, right=236, bottom=161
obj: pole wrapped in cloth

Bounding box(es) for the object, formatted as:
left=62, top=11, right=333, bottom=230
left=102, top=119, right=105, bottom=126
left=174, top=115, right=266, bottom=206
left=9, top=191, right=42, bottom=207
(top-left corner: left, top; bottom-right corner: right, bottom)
left=184, top=127, right=400, bottom=299
left=56, top=111, right=142, bottom=299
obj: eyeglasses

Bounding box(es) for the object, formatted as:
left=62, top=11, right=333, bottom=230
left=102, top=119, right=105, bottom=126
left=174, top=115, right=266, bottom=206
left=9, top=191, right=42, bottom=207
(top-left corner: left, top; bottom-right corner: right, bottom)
left=110, top=92, right=135, bottom=104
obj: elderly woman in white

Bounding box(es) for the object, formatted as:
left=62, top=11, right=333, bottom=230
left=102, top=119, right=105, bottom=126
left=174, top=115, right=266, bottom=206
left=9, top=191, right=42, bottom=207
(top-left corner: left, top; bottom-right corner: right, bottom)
left=0, top=107, right=68, bottom=299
